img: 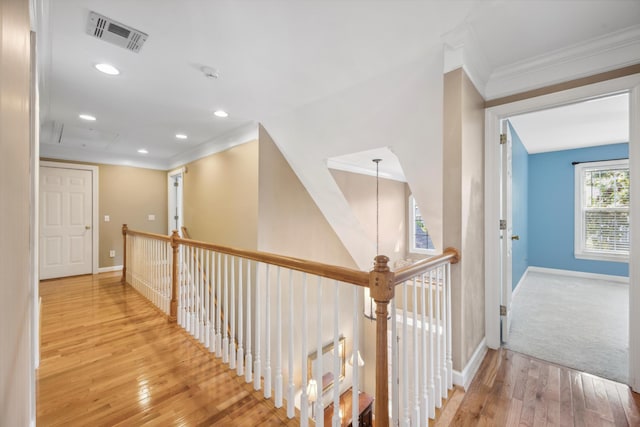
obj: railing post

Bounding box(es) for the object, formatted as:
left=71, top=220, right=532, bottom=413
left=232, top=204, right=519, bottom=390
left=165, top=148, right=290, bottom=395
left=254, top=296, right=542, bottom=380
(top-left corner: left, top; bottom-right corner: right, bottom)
left=121, top=224, right=128, bottom=284
left=369, top=255, right=395, bottom=427
left=169, top=230, right=180, bottom=323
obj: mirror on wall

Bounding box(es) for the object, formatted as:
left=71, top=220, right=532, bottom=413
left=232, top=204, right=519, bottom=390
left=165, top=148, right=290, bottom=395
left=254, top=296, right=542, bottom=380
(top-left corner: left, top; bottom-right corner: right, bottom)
left=307, top=336, right=346, bottom=394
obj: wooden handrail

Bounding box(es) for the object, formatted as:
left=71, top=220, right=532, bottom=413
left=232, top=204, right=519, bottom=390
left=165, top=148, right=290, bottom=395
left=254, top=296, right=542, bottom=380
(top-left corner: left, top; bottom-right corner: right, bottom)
left=174, top=236, right=370, bottom=287
left=125, top=228, right=172, bottom=242
left=393, top=247, right=460, bottom=285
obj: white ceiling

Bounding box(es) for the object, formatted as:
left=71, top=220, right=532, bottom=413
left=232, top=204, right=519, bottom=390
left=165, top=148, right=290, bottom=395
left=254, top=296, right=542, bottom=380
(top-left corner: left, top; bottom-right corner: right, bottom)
left=36, top=1, right=640, bottom=169
left=508, top=92, right=630, bottom=154
left=327, top=147, right=406, bottom=182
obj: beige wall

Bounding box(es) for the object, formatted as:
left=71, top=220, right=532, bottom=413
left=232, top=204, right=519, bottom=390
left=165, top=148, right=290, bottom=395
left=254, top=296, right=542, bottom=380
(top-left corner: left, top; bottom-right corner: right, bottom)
left=330, top=169, right=408, bottom=266
left=0, top=0, right=33, bottom=424
left=443, top=68, right=485, bottom=371
left=257, top=125, right=365, bottom=398
left=99, top=164, right=167, bottom=267
left=182, top=141, right=259, bottom=250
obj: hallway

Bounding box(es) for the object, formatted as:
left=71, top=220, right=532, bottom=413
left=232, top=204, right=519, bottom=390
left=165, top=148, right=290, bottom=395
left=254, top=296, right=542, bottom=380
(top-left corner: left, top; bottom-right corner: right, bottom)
left=37, top=272, right=297, bottom=426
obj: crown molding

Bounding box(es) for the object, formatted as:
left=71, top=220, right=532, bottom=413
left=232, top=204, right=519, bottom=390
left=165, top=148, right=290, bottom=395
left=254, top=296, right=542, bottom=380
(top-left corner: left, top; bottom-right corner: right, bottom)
left=39, top=144, right=168, bottom=170
left=442, top=23, right=491, bottom=98
left=166, top=122, right=258, bottom=170
left=485, top=25, right=640, bottom=100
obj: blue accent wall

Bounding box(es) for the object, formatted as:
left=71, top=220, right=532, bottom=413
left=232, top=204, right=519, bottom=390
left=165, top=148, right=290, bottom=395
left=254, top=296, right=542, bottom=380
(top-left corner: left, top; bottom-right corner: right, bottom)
left=509, top=122, right=528, bottom=289
left=528, top=143, right=629, bottom=277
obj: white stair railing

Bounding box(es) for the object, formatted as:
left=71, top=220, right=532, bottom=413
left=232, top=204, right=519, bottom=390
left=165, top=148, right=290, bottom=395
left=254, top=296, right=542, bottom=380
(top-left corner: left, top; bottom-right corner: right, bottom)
left=122, top=225, right=460, bottom=427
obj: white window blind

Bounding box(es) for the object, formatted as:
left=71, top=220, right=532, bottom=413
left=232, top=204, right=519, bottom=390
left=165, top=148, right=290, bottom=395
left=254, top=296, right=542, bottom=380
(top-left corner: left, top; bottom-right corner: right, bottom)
left=575, top=159, right=629, bottom=262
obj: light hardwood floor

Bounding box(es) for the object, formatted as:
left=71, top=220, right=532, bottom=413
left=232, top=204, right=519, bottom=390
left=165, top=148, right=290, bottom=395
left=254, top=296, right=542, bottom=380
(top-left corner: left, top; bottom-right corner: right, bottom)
left=37, top=273, right=640, bottom=426
left=37, top=272, right=298, bottom=426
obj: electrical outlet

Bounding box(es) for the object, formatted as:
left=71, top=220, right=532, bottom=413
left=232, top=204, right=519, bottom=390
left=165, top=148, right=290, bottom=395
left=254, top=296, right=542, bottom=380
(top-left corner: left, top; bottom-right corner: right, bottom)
left=104, top=215, right=110, bottom=222
left=148, top=214, right=155, bottom=221
left=109, top=250, right=115, bottom=258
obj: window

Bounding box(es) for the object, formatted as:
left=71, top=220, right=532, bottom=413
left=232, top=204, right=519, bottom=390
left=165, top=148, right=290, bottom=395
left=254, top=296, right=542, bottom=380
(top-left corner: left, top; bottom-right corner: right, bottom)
left=409, top=195, right=435, bottom=254
left=574, top=159, right=629, bottom=262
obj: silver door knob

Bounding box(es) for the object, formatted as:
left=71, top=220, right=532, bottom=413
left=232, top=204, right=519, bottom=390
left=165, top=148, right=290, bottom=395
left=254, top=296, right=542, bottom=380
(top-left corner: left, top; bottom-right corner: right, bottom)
left=511, top=235, right=519, bottom=240
left=85, top=225, right=91, bottom=230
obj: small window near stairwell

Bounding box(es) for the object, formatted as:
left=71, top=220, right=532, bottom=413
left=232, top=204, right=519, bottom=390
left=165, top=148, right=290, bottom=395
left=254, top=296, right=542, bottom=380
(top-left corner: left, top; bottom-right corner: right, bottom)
left=409, top=195, right=436, bottom=255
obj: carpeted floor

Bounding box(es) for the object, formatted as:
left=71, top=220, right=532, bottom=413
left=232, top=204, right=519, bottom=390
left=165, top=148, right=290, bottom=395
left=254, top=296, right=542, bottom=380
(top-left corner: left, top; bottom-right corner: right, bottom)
left=505, top=270, right=628, bottom=384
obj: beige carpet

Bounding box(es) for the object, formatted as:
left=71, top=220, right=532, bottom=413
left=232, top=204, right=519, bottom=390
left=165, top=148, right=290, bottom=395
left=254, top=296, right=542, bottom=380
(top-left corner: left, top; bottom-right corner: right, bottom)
left=505, top=270, right=628, bottom=384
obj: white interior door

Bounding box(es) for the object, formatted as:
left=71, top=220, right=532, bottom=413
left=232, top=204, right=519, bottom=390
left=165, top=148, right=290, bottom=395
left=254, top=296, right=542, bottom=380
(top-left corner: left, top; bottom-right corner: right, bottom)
left=500, top=120, right=514, bottom=342
left=40, top=166, right=93, bottom=279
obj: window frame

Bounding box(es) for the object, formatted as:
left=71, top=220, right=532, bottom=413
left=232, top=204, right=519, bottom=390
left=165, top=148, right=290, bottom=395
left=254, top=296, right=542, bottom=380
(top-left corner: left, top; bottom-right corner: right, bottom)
left=408, top=195, right=437, bottom=256
left=574, top=158, right=630, bottom=262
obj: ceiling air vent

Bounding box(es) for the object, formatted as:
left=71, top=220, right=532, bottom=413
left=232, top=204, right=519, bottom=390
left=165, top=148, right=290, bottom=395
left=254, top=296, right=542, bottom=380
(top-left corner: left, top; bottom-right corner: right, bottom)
left=86, top=11, right=148, bottom=53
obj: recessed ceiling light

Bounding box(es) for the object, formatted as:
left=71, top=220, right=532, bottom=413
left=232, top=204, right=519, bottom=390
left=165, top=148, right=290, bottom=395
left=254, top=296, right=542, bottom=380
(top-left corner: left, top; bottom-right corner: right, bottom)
left=175, top=133, right=188, bottom=140
left=79, top=114, right=96, bottom=121
left=95, top=63, right=120, bottom=75
left=137, top=149, right=148, bottom=154
left=214, top=110, right=228, bottom=118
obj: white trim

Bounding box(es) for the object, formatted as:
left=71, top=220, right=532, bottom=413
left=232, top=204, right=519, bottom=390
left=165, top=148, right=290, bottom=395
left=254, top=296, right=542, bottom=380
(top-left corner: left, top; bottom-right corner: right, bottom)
left=452, top=338, right=487, bottom=391
left=40, top=161, right=99, bottom=276
left=527, top=266, right=629, bottom=284
left=408, top=195, right=437, bottom=256
left=441, top=23, right=491, bottom=98
left=485, top=25, right=640, bottom=100
left=167, top=122, right=258, bottom=170
left=484, top=73, right=640, bottom=391
left=98, top=265, right=123, bottom=273
left=326, top=158, right=406, bottom=182
left=512, top=268, right=529, bottom=299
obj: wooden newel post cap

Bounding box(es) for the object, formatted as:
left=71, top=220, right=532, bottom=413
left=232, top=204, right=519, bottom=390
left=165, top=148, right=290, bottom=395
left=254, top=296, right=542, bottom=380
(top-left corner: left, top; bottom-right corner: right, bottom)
left=170, top=230, right=180, bottom=248
left=122, top=224, right=128, bottom=235
left=369, top=255, right=394, bottom=302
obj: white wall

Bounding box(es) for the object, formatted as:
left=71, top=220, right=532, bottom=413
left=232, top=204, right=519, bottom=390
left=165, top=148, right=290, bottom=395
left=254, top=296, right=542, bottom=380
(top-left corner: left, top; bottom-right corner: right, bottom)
left=0, top=0, right=34, bottom=425
left=262, top=49, right=445, bottom=271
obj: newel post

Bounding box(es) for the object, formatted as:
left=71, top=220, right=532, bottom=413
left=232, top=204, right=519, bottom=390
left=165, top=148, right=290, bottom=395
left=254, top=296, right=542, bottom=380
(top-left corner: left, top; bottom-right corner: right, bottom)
left=369, top=255, right=394, bottom=427
left=121, top=224, right=128, bottom=284
left=169, top=230, right=180, bottom=323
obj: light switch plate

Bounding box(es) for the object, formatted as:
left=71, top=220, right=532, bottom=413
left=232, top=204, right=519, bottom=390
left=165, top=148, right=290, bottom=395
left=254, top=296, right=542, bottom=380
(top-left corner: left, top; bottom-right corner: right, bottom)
left=104, top=215, right=110, bottom=222
left=109, top=250, right=115, bottom=258
left=148, top=214, right=155, bottom=221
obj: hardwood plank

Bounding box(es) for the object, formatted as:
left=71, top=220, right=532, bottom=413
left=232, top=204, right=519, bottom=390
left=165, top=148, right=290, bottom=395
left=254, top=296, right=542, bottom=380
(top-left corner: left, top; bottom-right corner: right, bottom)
left=36, top=273, right=299, bottom=426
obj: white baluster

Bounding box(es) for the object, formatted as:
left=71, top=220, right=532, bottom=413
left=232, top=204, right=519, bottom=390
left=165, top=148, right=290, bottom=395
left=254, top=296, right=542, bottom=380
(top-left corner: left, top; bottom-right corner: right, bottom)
left=178, top=242, right=183, bottom=326
left=315, top=276, right=323, bottom=425
left=391, top=292, right=398, bottom=427
left=401, top=281, right=409, bottom=427
left=195, top=248, right=200, bottom=341
left=352, top=286, right=359, bottom=427
left=420, top=273, right=429, bottom=422
left=223, top=254, right=229, bottom=363
left=412, top=277, right=420, bottom=426
left=254, top=262, right=262, bottom=391
left=237, top=258, right=244, bottom=375
left=200, top=248, right=206, bottom=342
left=440, top=266, right=448, bottom=398
left=287, top=270, right=295, bottom=419
left=206, top=251, right=215, bottom=352
left=434, top=268, right=442, bottom=407
left=245, top=259, right=253, bottom=383
left=264, top=264, right=272, bottom=399
left=300, top=273, right=309, bottom=426
left=216, top=252, right=222, bottom=357
left=230, top=256, right=236, bottom=370
left=205, top=249, right=211, bottom=350
left=428, top=269, right=436, bottom=417
left=332, top=281, right=340, bottom=427
left=447, top=262, right=453, bottom=389
left=437, top=267, right=445, bottom=400
left=186, top=246, right=192, bottom=334
left=275, top=267, right=283, bottom=407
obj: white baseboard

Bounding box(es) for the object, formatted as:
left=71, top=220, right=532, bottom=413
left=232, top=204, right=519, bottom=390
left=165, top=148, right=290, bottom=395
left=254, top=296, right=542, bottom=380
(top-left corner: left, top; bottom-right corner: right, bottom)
left=98, top=265, right=123, bottom=273
left=512, top=268, right=529, bottom=298
left=452, top=337, right=487, bottom=391
left=528, top=266, right=629, bottom=284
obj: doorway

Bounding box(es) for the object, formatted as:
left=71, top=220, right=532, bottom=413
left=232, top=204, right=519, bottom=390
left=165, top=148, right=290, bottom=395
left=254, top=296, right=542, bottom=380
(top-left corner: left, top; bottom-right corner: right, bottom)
left=39, top=161, right=98, bottom=279
left=168, top=168, right=184, bottom=234
left=485, top=75, right=640, bottom=392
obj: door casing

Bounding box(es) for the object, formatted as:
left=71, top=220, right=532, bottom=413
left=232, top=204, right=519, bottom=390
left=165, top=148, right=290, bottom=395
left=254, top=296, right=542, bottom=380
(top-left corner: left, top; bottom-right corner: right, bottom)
left=484, top=74, right=640, bottom=391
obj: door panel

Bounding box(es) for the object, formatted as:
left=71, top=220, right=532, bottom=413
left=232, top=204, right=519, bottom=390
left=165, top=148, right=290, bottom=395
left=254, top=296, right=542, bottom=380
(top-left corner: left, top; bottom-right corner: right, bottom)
left=40, top=167, right=93, bottom=279
left=501, top=120, right=513, bottom=342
